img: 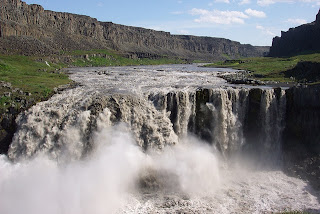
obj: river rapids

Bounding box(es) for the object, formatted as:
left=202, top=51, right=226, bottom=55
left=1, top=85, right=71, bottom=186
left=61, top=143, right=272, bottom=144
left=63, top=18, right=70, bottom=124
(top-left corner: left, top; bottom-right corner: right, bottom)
left=0, top=64, right=319, bottom=213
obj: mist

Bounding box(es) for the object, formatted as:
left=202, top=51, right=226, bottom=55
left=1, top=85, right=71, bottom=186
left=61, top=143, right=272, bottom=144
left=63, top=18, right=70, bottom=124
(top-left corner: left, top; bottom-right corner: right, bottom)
left=1, top=64, right=319, bottom=213
left=0, top=125, right=221, bottom=214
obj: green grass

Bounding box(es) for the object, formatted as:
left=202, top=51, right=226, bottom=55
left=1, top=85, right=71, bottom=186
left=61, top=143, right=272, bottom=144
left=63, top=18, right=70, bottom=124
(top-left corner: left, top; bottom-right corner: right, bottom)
left=0, top=50, right=186, bottom=114
left=61, top=49, right=113, bottom=56
left=68, top=49, right=185, bottom=67
left=0, top=55, right=69, bottom=91
left=0, top=55, right=70, bottom=113
left=205, top=53, right=320, bottom=82
left=72, top=56, right=184, bottom=67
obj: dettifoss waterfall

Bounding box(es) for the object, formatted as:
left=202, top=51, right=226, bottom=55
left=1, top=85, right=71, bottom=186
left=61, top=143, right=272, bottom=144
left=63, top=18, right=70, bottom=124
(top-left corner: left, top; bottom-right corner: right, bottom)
left=0, top=64, right=319, bottom=213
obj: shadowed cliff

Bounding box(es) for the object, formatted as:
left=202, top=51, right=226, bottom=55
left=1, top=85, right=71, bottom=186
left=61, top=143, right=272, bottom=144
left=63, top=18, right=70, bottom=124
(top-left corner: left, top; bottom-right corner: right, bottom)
left=269, top=10, right=320, bottom=57
left=0, top=0, right=268, bottom=60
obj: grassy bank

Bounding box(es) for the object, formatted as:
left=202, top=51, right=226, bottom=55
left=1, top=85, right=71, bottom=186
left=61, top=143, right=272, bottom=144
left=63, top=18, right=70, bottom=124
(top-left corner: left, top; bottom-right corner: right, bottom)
left=0, top=50, right=185, bottom=154
left=0, top=50, right=186, bottom=114
left=0, top=54, right=71, bottom=114
left=63, top=49, right=186, bottom=67
left=205, top=53, right=320, bottom=83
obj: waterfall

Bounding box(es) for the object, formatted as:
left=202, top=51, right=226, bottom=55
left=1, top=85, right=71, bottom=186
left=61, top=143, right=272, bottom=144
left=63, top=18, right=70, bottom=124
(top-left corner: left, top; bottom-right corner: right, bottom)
left=206, top=88, right=249, bottom=155
left=8, top=85, right=286, bottom=162
left=6, top=64, right=288, bottom=162
left=148, top=87, right=286, bottom=159
left=2, top=65, right=319, bottom=214
left=148, top=90, right=195, bottom=137
left=259, top=89, right=286, bottom=159
left=8, top=91, right=179, bottom=161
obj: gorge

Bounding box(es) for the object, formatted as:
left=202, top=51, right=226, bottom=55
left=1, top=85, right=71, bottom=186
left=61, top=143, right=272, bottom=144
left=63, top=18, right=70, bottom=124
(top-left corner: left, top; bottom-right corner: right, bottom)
left=1, top=64, right=319, bottom=213
left=0, top=0, right=320, bottom=213
left=0, top=0, right=268, bottom=60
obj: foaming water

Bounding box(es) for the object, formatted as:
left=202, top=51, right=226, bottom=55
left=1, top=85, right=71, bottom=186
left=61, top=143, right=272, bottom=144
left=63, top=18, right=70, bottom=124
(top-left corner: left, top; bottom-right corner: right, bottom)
left=1, top=127, right=319, bottom=214
left=1, top=64, right=320, bottom=213
left=0, top=126, right=220, bottom=214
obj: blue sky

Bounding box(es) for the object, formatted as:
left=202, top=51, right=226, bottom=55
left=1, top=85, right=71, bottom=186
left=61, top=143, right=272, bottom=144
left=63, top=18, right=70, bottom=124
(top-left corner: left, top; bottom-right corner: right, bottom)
left=24, top=0, right=320, bottom=46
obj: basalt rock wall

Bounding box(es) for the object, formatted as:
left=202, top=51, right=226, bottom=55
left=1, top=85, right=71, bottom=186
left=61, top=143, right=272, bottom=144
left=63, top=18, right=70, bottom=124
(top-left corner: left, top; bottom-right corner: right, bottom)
left=269, top=10, right=320, bottom=57
left=0, top=0, right=268, bottom=60
left=283, top=85, right=320, bottom=158
left=0, top=0, right=110, bottom=55
left=102, top=22, right=267, bottom=60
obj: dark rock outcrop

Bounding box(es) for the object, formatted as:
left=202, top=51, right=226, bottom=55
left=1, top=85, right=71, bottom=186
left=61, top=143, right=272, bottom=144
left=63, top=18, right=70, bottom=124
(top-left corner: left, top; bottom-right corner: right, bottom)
left=283, top=85, right=320, bottom=157
left=0, top=0, right=268, bottom=60
left=283, top=61, right=320, bottom=82
left=282, top=85, right=320, bottom=190
left=0, top=112, right=16, bottom=154
left=269, top=10, right=320, bottom=57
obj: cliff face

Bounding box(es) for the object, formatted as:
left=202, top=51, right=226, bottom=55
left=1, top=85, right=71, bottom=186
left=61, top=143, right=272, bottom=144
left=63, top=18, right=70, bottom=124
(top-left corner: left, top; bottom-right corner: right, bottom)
left=269, top=10, right=320, bottom=57
left=0, top=0, right=267, bottom=60
left=0, top=0, right=109, bottom=55
left=103, top=22, right=266, bottom=60
left=283, top=85, right=320, bottom=156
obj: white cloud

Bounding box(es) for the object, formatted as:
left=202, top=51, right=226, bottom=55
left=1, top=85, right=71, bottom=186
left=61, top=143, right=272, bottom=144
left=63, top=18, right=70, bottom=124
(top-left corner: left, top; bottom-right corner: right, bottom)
left=190, top=9, right=249, bottom=24
left=257, top=0, right=293, bottom=6
left=285, top=18, right=308, bottom=25
left=300, top=0, right=320, bottom=3
left=256, top=25, right=264, bottom=30
left=256, top=25, right=276, bottom=36
left=257, top=0, right=320, bottom=6
left=215, top=0, right=230, bottom=3
left=239, top=0, right=251, bottom=5
left=245, top=8, right=266, bottom=18
left=257, top=0, right=275, bottom=6
left=97, top=2, right=104, bottom=7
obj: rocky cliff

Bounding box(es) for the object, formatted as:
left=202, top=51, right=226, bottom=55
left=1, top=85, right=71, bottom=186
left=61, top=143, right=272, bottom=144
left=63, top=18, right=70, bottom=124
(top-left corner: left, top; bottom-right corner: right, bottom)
left=269, top=10, right=320, bottom=57
left=0, top=0, right=268, bottom=60
left=0, top=0, right=109, bottom=55
left=283, top=85, right=320, bottom=156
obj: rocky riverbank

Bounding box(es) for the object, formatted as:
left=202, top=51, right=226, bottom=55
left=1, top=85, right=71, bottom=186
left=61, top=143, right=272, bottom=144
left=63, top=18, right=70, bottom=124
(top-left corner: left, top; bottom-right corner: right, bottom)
left=217, top=71, right=297, bottom=87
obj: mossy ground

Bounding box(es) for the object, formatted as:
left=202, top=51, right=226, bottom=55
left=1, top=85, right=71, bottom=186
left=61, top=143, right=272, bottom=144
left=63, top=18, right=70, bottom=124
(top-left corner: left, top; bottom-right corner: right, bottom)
left=204, top=53, right=320, bottom=83
left=0, top=54, right=70, bottom=114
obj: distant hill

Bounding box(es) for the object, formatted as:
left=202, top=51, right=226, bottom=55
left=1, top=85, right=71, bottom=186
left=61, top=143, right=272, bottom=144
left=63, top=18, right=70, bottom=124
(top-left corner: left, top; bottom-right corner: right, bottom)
left=0, top=0, right=268, bottom=61
left=269, top=10, right=320, bottom=57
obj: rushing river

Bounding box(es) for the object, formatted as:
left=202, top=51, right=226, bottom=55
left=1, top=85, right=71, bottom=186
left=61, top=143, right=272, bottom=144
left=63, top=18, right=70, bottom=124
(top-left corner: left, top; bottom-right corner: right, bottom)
left=0, top=64, right=319, bottom=213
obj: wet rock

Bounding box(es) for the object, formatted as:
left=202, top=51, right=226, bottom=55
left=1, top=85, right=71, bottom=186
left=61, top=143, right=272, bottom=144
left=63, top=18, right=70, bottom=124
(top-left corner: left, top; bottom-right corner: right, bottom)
left=139, top=168, right=180, bottom=193
left=3, top=92, right=11, bottom=97
left=0, top=81, right=12, bottom=89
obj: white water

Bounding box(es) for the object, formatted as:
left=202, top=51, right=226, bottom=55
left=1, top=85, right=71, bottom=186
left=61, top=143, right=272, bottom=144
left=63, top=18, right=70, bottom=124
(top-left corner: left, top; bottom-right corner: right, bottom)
left=1, top=64, right=319, bottom=213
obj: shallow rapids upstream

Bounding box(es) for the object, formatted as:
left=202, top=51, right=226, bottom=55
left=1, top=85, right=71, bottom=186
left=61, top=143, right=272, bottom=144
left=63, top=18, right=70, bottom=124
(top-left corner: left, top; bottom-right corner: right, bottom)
left=0, top=64, right=319, bottom=213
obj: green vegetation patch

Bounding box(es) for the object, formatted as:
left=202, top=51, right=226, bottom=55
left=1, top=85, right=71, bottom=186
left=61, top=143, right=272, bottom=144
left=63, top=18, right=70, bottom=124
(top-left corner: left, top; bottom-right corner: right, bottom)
left=0, top=55, right=70, bottom=114
left=0, top=50, right=186, bottom=114
left=68, top=49, right=186, bottom=67
left=205, top=53, right=320, bottom=83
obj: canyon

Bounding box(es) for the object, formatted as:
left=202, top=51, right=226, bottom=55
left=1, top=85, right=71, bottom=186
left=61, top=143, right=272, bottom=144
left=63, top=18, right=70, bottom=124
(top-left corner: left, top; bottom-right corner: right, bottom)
left=1, top=64, right=319, bottom=213
left=0, top=1, right=320, bottom=213
left=0, top=0, right=268, bottom=60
